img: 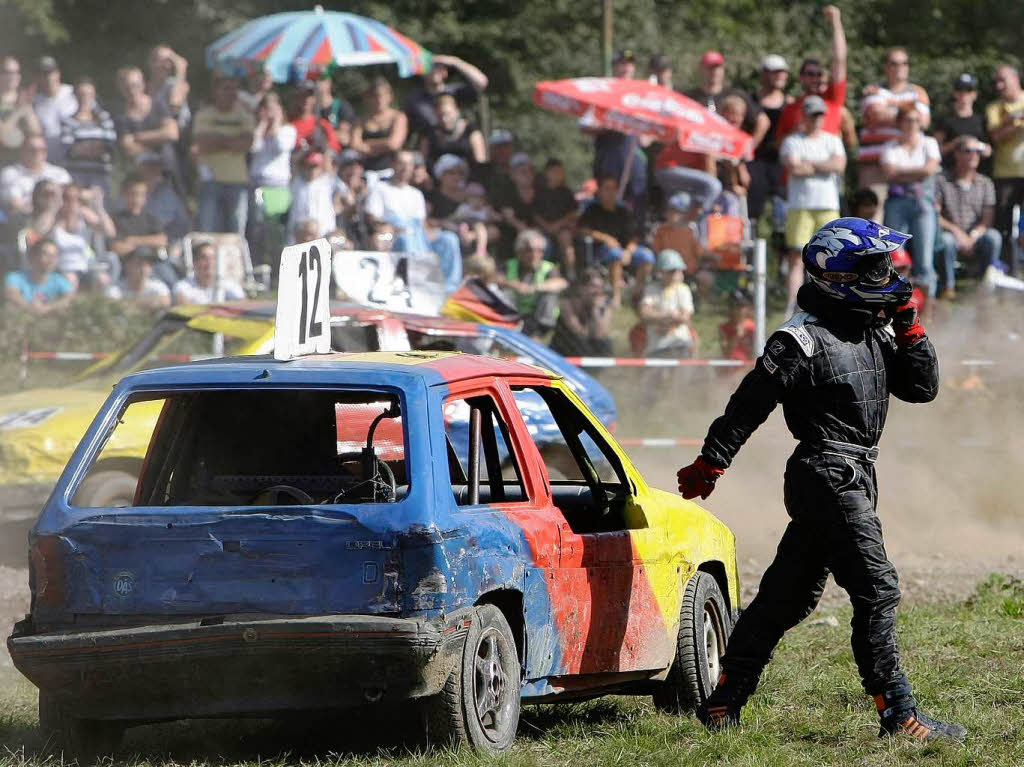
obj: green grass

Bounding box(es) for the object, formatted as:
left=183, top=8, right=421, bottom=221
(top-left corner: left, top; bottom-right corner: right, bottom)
left=0, top=575, right=1021, bottom=766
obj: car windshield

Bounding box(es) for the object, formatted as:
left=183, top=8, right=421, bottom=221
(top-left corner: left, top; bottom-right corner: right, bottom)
left=73, top=388, right=408, bottom=507
left=407, top=329, right=516, bottom=358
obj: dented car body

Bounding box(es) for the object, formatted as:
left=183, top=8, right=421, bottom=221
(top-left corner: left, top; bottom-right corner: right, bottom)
left=8, top=351, right=737, bottom=750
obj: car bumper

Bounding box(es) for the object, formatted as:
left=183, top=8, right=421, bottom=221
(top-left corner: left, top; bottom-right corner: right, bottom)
left=8, top=611, right=472, bottom=722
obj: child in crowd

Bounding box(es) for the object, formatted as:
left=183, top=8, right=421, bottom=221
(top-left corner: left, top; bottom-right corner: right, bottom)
left=718, top=289, right=755, bottom=362
left=287, top=150, right=343, bottom=243
left=637, top=248, right=696, bottom=358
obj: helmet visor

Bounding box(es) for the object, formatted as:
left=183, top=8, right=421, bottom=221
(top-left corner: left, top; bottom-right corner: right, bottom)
left=857, top=251, right=895, bottom=286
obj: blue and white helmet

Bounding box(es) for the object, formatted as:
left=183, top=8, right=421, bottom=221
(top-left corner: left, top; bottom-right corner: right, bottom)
left=802, top=217, right=913, bottom=306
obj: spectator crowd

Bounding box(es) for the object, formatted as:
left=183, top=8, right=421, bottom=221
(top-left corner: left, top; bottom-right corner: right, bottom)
left=2, top=7, right=1022, bottom=361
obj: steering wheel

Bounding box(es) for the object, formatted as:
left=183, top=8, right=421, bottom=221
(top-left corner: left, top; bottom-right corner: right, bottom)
left=249, top=485, right=315, bottom=506
left=335, top=453, right=398, bottom=502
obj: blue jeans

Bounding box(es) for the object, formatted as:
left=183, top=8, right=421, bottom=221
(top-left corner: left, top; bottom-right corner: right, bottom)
left=883, top=195, right=937, bottom=296
left=935, top=228, right=1003, bottom=291
left=198, top=181, right=248, bottom=235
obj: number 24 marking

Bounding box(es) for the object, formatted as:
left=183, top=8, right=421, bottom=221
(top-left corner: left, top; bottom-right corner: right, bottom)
left=297, top=245, right=323, bottom=344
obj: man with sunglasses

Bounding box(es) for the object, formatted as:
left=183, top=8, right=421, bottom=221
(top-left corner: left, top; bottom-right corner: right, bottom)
left=677, top=216, right=966, bottom=743
left=934, top=136, right=1003, bottom=296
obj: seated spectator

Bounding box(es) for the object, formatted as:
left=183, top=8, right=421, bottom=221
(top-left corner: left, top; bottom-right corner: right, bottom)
left=314, top=75, right=355, bottom=145
left=4, top=238, right=73, bottom=314
left=421, top=93, right=486, bottom=170
left=497, top=153, right=539, bottom=256
left=496, top=229, right=567, bottom=340
left=289, top=82, right=340, bottom=155
left=192, top=74, right=254, bottom=235
left=430, top=153, right=468, bottom=219
left=287, top=150, right=342, bottom=242
left=535, top=158, right=579, bottom=276
left=365, top=150, right=462, bottom=294
left=136, top=152, right=191, bottom=243
left=337, top=149, right=369, bottom=246
left=115, top=66, right=180, bottom=183
left=934, top=136, right=1003, bottom=297
left=106, top=247, right=170, bottom=309
left=0, top=56, right=40, bottom=169
left=172, top=240, right=244, bottom=304
left=480, top=128, right=515, bottom=203
left=452, top=182, right=494, bottom=225
left=293, top=217, right=322, bottom=247
left=719, top=289, right=755, bottom=362
left=577, top=174, right=656, bottom=306
left=52, top=183, right=116, bottom=290
left=933, top=74, right=989, bottom=169
left=0, top=135, right=70, bottom=217
left=350, top=77, right=408, bottom=172
left=110, top=174, right=173, bottom=285
left=23, top=179, right=63, bottom=245
left=550, top=267, right=613, bottom=357
left=60, top=77, right=117, bottom=196
left=638, top=248, right=695, bottom=358
left=651, top=192, right=703, bottom=274
left=31, top=56, right=76, bottom=163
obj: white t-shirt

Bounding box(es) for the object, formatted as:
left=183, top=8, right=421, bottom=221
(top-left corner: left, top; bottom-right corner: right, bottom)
left=250, top=124, right=297, bottom=188
left=33, top=84, right=77, bottom=159
left=172, top=276, right=244, bottom=305
left=640, top=281, right=695, bottom=353
left=52, top=223, right=93, bottom=274
left=780, top=131, right=846, bottom=211
left=0, top=162, right=72, bottom=210
left=107, top=277, right=170, bottom=303
left=364, top=180, right=427, bottom=224
left=288, top=173, right=344, bottom=240
left=880, top=136, right=941, bottom=173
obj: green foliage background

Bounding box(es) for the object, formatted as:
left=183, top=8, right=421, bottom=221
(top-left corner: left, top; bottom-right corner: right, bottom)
left=1, top=0, right=1022, bottom=182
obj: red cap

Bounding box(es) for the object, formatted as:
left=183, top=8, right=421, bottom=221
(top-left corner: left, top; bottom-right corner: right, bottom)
left=701, top=50, right=725, bottom=67
left=302, top=151, right=324, bottom=167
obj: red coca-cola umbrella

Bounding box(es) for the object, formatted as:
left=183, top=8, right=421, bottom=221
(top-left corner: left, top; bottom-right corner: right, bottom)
left=534, top=77, right=753, bottom=160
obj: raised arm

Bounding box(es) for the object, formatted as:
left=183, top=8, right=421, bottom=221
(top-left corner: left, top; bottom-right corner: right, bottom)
left=432, top=54, right=488, bottom=91
left=823, top=5, right=847, bottom=84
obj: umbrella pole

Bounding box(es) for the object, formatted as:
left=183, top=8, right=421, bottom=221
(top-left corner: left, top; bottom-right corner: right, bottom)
left=602, top=0, right=613, bottom=76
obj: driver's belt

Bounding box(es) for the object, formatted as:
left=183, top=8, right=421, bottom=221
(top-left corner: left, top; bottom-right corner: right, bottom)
left=798, top=439, right=879, bottom=464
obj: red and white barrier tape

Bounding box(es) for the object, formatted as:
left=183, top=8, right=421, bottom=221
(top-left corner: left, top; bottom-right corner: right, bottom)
left=21, top=351, right=214, bottom=363
left=562, top=356, right=750, bottom=368
left=618, top=438, right=703, bottom=447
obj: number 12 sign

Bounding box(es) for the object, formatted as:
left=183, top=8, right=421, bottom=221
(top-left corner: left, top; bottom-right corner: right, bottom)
left=274, top=239, right=332, bottom=360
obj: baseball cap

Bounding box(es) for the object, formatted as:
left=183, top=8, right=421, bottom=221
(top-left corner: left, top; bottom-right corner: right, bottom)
left=36, top=56, right=58, bottom=74
left=656, top=249, right=686, bottom=272
left=337, top=148, right=363, bottom=168
left=301, top=151, right=324, bottom=167
left=954, top=73, right=978, bottom=91
left=488, top=128, right=515, bottom=146
left=802, top=95, right=827, bottom=116
left=700, top=50, right=725, bottom=68
left=666, top=192, right=693, bottom=212
left=612, top=49, right=636, bottom=65
left=509, top=152, right=532, bottom=169
left=649, top=53, right=672, bottom=73
left=433, top=153, right=467, bottom=178
left=760, top=54, right=789, bottom=72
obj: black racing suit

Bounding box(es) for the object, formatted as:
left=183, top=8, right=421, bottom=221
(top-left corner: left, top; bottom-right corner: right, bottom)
left=700, top=284, right=938, bottom=699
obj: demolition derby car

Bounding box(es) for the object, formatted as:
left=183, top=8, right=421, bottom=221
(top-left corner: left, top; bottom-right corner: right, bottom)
left=7, top=242, right=737, bottom=756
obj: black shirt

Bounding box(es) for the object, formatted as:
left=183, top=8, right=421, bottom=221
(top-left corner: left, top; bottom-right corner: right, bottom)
left=535, top=183, right=577, bottom=223
left=428, top=190, right=461, bottom=219
left=113, top=209, right=164, bottom=238
left=405, top=82, right=478, bottom=137
left=934, top=111, right=987, bottom=168
left=578, top=200, right=633, bottom=247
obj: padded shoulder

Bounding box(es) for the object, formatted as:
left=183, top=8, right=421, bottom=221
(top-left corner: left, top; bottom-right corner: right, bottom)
left=775, top=312, right=818, bottom=357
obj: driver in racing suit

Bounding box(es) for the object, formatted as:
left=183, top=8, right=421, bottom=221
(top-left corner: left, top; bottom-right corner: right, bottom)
left=677, top=217, right=966, bottom=742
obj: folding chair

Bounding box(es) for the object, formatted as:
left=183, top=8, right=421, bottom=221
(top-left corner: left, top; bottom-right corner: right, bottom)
left=182, top=232, right=271, bottom=296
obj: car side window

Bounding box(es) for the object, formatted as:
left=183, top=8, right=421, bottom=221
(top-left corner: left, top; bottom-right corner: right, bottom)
left=444, top=394, right=527, bottom=507
left=511, top=385, right=633, bottom=534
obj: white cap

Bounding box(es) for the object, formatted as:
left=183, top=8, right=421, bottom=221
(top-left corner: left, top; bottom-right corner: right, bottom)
left=760, top=54, right=789, bottom=72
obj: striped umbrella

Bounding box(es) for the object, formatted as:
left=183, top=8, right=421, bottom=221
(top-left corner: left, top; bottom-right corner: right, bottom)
left=205, top=6, right=432, bottom=83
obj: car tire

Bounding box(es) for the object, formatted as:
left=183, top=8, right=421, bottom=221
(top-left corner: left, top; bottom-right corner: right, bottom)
left=73, top=470, right=138, bottom=508
left=39, top=690, right=124, bottom=763
left=424, top=604, right=521, bottom=753
left=652, top=571, right=731, bottom=714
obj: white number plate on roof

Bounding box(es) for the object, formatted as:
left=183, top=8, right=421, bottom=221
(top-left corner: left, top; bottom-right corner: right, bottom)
left=275, top=239, right=332, bottom=360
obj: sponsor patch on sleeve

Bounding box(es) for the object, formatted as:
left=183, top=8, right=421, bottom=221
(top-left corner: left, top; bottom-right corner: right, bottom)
left=763, top=354, right=779, bottom=374
left=769, top=339, right=786, bottom=355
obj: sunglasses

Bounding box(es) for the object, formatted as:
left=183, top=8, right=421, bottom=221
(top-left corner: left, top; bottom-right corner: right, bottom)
left=802, top=69, right=825, bottom=77
left=887, top=59, right=910, bottom=66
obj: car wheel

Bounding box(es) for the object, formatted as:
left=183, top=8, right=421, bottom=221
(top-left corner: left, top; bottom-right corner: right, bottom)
left=73, top=470, right=138, bottom=508
left=39, top=690, right=124, bottom=763
left=424, top=604, right=521, bottom=752
left=652, top=571, right=731, bottom=714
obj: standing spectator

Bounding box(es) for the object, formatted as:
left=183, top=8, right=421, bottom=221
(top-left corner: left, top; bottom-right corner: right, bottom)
left=146, top=44, right=191, bottom=184
left=0, top=135, right=70, bottom=216
left=550, top=268, right=613, bottom=357
left=638, top=248, right=695, bottom=358
left=136, top=152, right=191, bottom=243
left=115, top=66, right=180, bottom=185
left=577, top=174, right=656, bottom=307
left=59, top=77, right=117, bottom=196
left=934, top=136, right=1002, bottom=297
left=648, top=53, right=674, bottom=90
left=857, top=48, right=931, bottom=211
left=289, top=82, right=340, bottom=155
left=535, top=158, right=579, bottom=276
left=933, top=74, right=988, bottom=169
left=496, top=228, right=567, bottom=340
left=351, top=77, right=408, bottom=172
left=106, top=247, right=170, bottom=309
left=986, top=64, right=1024, bottom=268
left=749, top=54, right=793, bottom=224
left=684, top=51, right=767, bottom=141
left=192, top=75, right=254, bottom=235
left=718, top=95, right=752, bottom=212
left=249, top=91, right=296, bottom=258
left=365, top=150, right=462, bottom=294
left=238, top=65, right=273, bottom=114
left=775, top=6, right=848, bottom=142
left=881, top=103, right=941, bottom=296
left=110, top=173, right=171, bottom=285
left=0, top=56, right=40, bottom=169
left=405, top=54, right=488, bottom=140
left=172, top=240, right=244, bottom=304
left=779, top=96, right=847, bottom=313
left=52, top=183, right=116, bottom=290
left=421, top=93, right=485, bottom=170
left=31, top=57, right=76, bottom=164
left=314, top=75, right=355, bottom=147
left=287, top=151, right=341, bottom=242
left=4, top=238, right=73, bottom=313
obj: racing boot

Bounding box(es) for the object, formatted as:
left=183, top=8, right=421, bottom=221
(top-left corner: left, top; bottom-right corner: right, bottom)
left=874, top=681, right=967, bottom=742
left=697, top=671, right=758, bottom=730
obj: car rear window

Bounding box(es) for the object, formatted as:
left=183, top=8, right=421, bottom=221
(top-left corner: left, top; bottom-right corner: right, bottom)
left=73, top=388, right=408, bottom=507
